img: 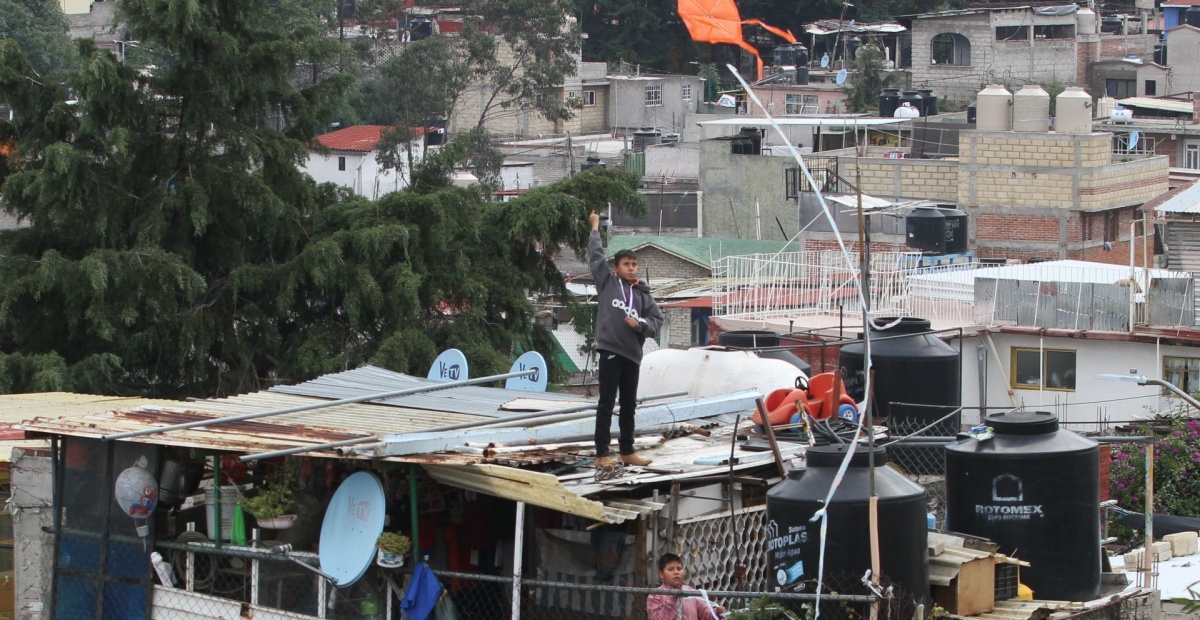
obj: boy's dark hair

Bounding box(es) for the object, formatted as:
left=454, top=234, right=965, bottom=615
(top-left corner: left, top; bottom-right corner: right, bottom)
left=613, top=249, right=638, bottom=265
left=658, top=553, right=683, bottom=572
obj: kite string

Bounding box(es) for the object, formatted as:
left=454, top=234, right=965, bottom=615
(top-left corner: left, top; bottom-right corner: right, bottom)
left=726, top=64, right=882, bottom=620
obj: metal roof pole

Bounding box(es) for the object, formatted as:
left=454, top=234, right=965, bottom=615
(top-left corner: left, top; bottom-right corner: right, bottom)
left=237, top=390, right=688, bottom=462
left=101, top=369, right=536, bottom=442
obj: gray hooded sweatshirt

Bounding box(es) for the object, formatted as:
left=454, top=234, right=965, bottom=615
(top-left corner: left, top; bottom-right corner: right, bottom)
left=589, top=230, right=664, bottom=364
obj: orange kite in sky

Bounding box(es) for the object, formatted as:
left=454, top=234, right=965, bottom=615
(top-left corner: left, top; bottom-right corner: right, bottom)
left=678, top=0, right=796, bottom=80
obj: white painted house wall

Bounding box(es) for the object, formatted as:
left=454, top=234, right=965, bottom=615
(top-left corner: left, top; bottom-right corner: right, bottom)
left=500, top=162, right=535, bottom=191
left=302, top=143, right=424, bottom=200
left=959, top=333, right=1200, bottom=431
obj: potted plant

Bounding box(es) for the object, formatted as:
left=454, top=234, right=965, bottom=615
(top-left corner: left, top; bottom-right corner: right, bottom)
left=375, top=532, right=411, bottom=568
left=239, top=463, right=299, bottom=529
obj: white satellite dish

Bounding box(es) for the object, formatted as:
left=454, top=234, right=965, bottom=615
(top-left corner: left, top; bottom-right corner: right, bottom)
left=427, top=348, right=468, bottom=382
left=318, top=472, right=387, bottom=587
left=820, top=54, right=830, bottom=68
left=835, top=69, right=848, bottom=85
left=506, top=351, right=548, bottom=392
left=1129, top=130, right=1140, bottom=151
left=848, top=19, right=856, bottom=27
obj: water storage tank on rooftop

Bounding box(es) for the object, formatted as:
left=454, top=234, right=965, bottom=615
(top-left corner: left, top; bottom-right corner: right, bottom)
left=1013, top=85, right=1050, bottom=132
left=774, top=44, right=796, bottom=67
left=1101, top=15, right=1122, bottom=33
left=838, top=317, right=961, bottom=433
left=718, top=330, right=813, bottom=376
left=904, top=206, right=947, bottom=254
left=1186, top=6, right=1200, bottom=27
left=879, top=87, right=901, bottom=118
left=766, top=445, right=929, bottom=618
left=795, top=44, right=811, bottom=68
left=966, top=100, right=977, bottom=124
left=939, top=206, right=969, bottom=254
left=632, top=128, right=661, bottom=152
left=946, top=411, right=1100, bottom=602
left=1154, top=40, right=1167, bottom=66
left=976, top=84, right=1013, bottom=131
left=1076, top=8, right=1098, bottom=35
left=1056, top=87, right=1093, bottom=135
left=918, top=89, right=939, bottom=116
left=900, top=90, right=924, bottom=113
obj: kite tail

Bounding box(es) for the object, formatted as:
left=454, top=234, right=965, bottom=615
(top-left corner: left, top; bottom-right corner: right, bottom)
left=742, top=19, right=797, bottom=44
left=733, top=39, right=764, bottom=81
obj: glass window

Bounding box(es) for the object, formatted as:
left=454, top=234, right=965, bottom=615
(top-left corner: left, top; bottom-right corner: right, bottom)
left=644, top=84, right=663, bottom=107
left=1106, top=79, right=1136, bottom=99
left=931, top=33, right=971, bottom=66
left=1163, top=356, right=1200, bottom=394
left=337, top=156, right=346, bottom=171
left=583, top=90, right=596, bottom=107
left=1011, top=347, right=1076, bottom=391
left=785, top=94, right=819, bottom=115
left=1145, top=79, right=1157, bottom=96
left=682, top=84, right=693, bottom=101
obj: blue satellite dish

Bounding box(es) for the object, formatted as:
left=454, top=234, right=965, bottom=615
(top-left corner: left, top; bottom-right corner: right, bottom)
left=820, top=54, right=830, bottom=68
left=835, top=69, right=848, bottom=85
left=506, top=351, right=548, bottom=392
left=319, top=472, right=386, bottom=587
left=427, top=348, right=468, bottom=382
left=1129, top=130, right=1140, bottom=151
left=848, top=19, right=856, bottom=27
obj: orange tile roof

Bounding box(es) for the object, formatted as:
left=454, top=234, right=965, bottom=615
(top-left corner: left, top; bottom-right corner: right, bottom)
left=315, top=125, right=429, bottom=152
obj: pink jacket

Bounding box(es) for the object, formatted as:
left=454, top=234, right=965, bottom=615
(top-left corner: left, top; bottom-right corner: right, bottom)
left=646, top=584, right=718, bottom=620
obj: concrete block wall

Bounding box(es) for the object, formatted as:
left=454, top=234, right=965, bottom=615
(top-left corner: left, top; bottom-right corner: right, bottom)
left=910, top=14, right=994, bottom=102
left=634, top=247, right=711, bottom=280
left=837, top=159, right=959, bottom=201
left=1163, top=531, right=1199, bottom=557
left=1077, top=158, right=1169, bottom=211
left=579, top=86, right=610, bottom=134
left=961, top=132, right=1111, bottom=169
left=663, top=306, right=693, bottom=348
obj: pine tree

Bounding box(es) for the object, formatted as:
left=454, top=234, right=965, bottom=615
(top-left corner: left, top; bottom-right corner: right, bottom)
left=0, top=0, right=349, bottom=397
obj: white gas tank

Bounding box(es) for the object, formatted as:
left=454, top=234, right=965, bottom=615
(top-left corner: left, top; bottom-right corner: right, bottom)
left=639, top=348, right=807, bottom=399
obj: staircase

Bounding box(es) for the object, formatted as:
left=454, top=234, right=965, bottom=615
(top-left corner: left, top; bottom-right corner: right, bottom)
left=1165, top=221, right=1200, bottom=325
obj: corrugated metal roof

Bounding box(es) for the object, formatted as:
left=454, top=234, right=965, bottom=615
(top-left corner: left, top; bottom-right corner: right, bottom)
left=270, top=366, right=587, bottom=417
left=1119, top=96, right=1193, bottom=115
left=608, top=236, right=798, bottom=270
left=0, top=392, right=177, bottom=424
left=1147, top=178, right=1200, bottom=213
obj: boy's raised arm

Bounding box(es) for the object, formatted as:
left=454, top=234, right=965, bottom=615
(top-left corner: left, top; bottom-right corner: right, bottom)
left=588, top=211, right=611, bottom=288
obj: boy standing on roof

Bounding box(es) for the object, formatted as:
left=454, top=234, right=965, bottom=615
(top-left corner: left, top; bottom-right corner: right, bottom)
left=589, top=210, right=664, bottom=469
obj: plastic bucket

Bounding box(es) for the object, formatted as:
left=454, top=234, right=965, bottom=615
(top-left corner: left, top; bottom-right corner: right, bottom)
left=204, top=486, right=239, bottom=541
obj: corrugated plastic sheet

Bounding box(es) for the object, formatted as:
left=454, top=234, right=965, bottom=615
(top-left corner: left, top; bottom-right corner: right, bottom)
left=270, top=365, right=588, bottom=417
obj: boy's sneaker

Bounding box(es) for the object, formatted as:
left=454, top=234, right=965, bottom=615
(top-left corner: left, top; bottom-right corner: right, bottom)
left=620, top=452, right=652, bottom=466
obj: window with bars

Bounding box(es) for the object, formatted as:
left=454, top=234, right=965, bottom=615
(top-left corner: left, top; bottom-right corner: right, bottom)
left=785, top=94, right=819, bottom=115
left=682, top=84, right=693, bottom=101
left=1187, top=144, right=1200, bottom=169
left=644, top=84, right=663, bottom=107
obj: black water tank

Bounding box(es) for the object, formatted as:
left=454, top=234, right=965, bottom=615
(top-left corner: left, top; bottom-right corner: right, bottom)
left=945, top=411, right=1100, bottom=602
left=774, top=44, right=796, bottom=67
left=1101, top=15, right=1122, bottom=32
left=1154, top=40, right=1167, bottom=65
left=795, top=67, right=810, bottom=85
left=879, top=87, right=901, bottom=118
left=939, top=206, right=969, bottom=254
left=767, top=445, right=930, bottom=617
left=731, top=127, right=762, bottom=155
left=580, top=155, right=606, bottom=172
left=1187, top=7, right=1200, bottom=27
left=838, top=317, right=960, bottom=433
left=918, top=89, right=939, bottom=116
left=795, top=43, right=811, bottom=68
left=905, top=206, right=947, bottom=254
left=900, top=90, right=924, bottom=113
left=632, top=128, right=661, bottom=152
left=967, top=100, right=978, bottom=124
left=718, top=330, right=812, bottom=375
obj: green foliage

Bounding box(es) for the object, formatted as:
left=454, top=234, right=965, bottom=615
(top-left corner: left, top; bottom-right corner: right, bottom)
left=0, top=0, right=77, bottom=78
left=0, top=0, right=347, bottom=397
left=842, top=46, right=902, bottom=114
left=376, top=531, right=412, bottom=555
left=240, top=462, right=299, bottom=519
left=724, top=595, right=802, bottom=620
left=348, top=35, right=470, bottom=128
left=458, top=0, right=583, bottom=128
left=1172, top=580, right=1200, bottom=614
left=1108, top=417, right=1200, bottom=543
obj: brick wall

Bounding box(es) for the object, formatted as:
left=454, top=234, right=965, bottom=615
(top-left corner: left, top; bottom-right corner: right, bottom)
left=976, top=212, right=1062, bottom=243
left=663, top=306, right=693, bottom=348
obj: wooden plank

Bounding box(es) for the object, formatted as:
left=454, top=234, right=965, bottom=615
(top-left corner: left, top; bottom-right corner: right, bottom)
left=424, top=465, right=608, bottom=521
